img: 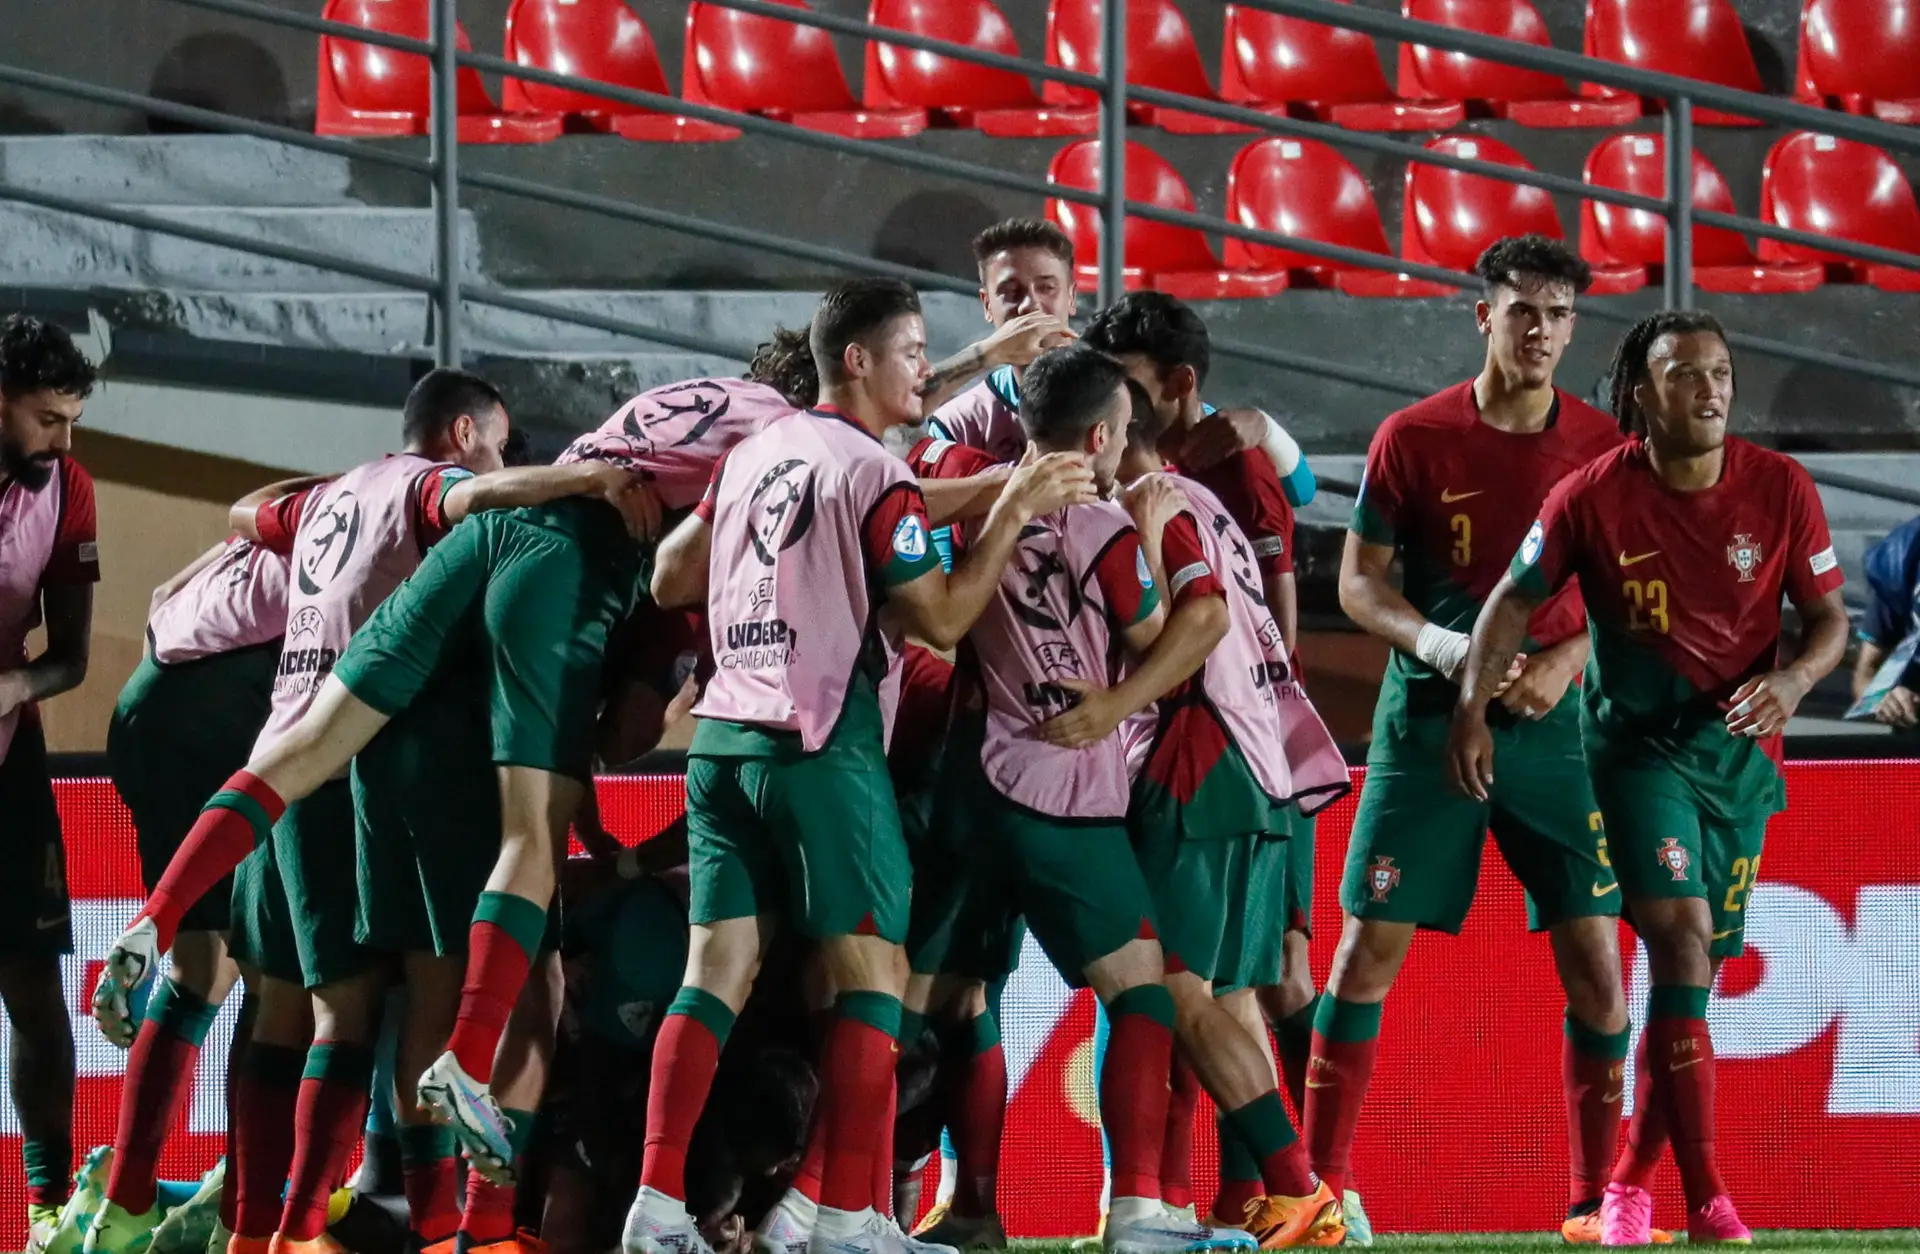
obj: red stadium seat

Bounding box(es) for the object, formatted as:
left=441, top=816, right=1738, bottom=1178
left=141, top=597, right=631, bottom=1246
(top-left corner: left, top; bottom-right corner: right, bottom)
left=1401, top=135, right=1643, bottom=293
left=1398, top=0, right=1638, bottom=128
left=682, top=0, right=926, bottom=139
left=316, top=0, right=561, bottom=142
left=1043, top=0, right=1245, bottom=134
left=1759, top=132, right=1920, bottom=291
left=501, top=0, right=738, bottom=141
left=1795, top=0, right=1920, bottom=125
left=863, top=0, right=1096, bottom=136
left=1578, top=0, right=1768, bottom=127
left=1218, top=3, right=1465, bottom=132
left=1045, top=140, right=1288, bottom=299
left=1224, top=137, right=1455, bottom=295
left=1580, top=134, right=1823, bottom=294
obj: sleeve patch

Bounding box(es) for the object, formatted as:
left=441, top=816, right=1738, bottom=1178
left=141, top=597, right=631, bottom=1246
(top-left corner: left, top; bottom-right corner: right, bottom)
left=1519, top=520, right=1546, bottom=566
left=1810, top=546, right=1838, bottom=576
left=892, top=514, right=929, bottom=560
left=917, top=438, right=955, bottom=467
left=1250, top=535, right=1286, bottom=558
left=77, top=541, right=99, bottom=564
left=1168, top=561, right=1211, bottom=597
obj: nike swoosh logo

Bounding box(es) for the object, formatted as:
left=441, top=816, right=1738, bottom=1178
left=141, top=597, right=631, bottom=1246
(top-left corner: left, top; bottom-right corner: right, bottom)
left=1712, top=928, right=1739, bottom=940
left=1304, top=1078, right=1334, bottom=1089
left=1440, top=489, right=1482, bottom=503
left=1669, top=1057, right=1705, bottom=1071
left=35, top=917, right=66, bottom=930
left=1592, top=882, right=1620, bottom=897
left=1618, top=550, right=1661, bottom=566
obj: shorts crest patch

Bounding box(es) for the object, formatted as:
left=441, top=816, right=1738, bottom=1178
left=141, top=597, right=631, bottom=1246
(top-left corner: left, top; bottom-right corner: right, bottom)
left=1657, top=836, right=1692, bottom=881
left=1368, top=855, right=1401, bottom=902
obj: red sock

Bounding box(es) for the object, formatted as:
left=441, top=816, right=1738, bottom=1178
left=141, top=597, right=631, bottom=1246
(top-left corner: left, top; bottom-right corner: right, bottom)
left=816, top=995, right=903, bottom=1213
left=1564, top=1022, right=1628, bottom=1210
left=638, top=991, right=734, bottom=1200
left=1101, top=987, right=1175, bottom=1201
left=462, top=1172, right=518, bottom=1244
left=279, top=1042, right=374, bottom=1240
left=145, top=772, right=284, bottom=952
left=1301, top=998, right=1382, bottom=1200
left=1652, top=1015, right=1724, bottom=1207
left=404, top=1156, right=462, bottom=1243
left=232, top=1044, right=305, bottom=1239
left=792, top=1100, right=828, bottom=1202
left=1211, top=1176, right=1262, bottom=1224
left=104, top=1018, right=203, bottom=1213
left=1613, top=1033, right=1668, bottom=1191
left=939, top=1015, right=1005, bottom=1217
left=871, top=1076, right=898, bottom=1218
left=1161, top=1056, right=1200, bottom=1211
left=219, top=1024, right=245, bottom=1234
left=446, top=905, right=543, bottom=1084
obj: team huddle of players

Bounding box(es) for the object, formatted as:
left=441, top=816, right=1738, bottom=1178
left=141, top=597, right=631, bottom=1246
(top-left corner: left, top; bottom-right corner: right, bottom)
left=0, top=220, right=1847, bottom=1254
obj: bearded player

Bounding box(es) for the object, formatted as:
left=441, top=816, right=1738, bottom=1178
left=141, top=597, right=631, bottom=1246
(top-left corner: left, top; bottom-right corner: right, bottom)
left=1316, top=236, right=1634, bottom=1245
left=1448, top=311, right=1848, bottom=1246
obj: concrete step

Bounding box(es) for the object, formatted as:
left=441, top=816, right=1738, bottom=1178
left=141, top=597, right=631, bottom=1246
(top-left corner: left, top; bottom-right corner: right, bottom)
left=0, top=204, right=481, bottom=293
left=0, top=135, right=358, bottom=206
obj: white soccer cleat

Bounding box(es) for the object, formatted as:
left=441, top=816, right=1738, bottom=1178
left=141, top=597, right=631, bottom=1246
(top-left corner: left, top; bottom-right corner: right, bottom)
left=623, top=1186, right=716, bottom=1254
left=414, top=1052, right=516, bottom=1185
left=807, top=1208, right=923, bottom=1254
left=878, top=1213, right=956, bottom=1254
left=149, top=1158, right=226, bottom=1254
left=93, top=919, right=161, bottom=1048
left=1103, top=1199, right=1258, bottom=1254
left=753, top=1189, right=816, bottom=1254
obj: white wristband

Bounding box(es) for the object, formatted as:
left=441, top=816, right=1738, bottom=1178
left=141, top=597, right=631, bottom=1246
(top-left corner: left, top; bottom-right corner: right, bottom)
left=1414, top=622, right=1472, bottom=683
left=1260, top=411, right=1302, bottom=476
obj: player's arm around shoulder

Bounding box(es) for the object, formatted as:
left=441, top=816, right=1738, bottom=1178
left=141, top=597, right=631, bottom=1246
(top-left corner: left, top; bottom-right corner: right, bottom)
left=441, top=461, right=662, bottom=538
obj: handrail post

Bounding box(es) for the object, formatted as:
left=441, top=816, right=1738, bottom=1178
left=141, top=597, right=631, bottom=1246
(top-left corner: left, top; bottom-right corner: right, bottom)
left=1663, top=95, right=1695, bottom=312
left=1097, top=0, right=1127, bottom=307
left=430, top=0, right=462, bottom=367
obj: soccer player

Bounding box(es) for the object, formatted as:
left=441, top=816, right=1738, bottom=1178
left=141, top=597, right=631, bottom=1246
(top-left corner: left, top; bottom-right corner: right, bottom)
left=1097, top=383, right=1350, bottom=1248
left=1446, top=310, right=1849, bottom=1246
left=1315, top=236, right=1633, bottom=1244
left=0, top=316, right=99, bottom=1254
left=626, top=279, right=1094, bottom=1254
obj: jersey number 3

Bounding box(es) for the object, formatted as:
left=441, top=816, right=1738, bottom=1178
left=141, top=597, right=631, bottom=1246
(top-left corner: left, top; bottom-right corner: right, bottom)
left=1623, top=578, right=1669, bottom=634
left=1450, top=513, right=1471, bottom=567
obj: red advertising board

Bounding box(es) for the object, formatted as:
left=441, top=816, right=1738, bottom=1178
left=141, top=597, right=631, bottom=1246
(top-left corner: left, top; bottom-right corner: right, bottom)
left=14, top=760, right=1920, bottom=1243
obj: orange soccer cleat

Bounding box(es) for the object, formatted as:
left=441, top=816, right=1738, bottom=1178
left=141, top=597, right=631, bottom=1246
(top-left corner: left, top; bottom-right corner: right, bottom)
left=1243, top=1184, right=1345, bottom=1249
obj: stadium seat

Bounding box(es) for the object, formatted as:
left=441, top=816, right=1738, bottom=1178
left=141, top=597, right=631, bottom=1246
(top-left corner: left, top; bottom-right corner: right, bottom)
left=1218, top=3, right=1465, bottom=132
left=316, top=0, right=561, bottom=142
left=501, top=0, right=738, bottom=141
left=1045, top=140, right=1289, bottom=299
left=1043, top=0, right=1245, bottom=134
left=1224, top=137, right=1455, bottom=295
left=1399, top=135, right=1643, bottom=293
left=1577, top=0, right=1769, bottom=127
left=1397, top=0, right=1638, bottom=128
left=1580, top=134, right=1823, bottom=294
left=863, top=0, right=1097, bottom=136
left=682, top=0, right=926, bottom=138
left=1795, top=0, right=1920, bottom=124
left=1759, top=132, right=1920, bottom=291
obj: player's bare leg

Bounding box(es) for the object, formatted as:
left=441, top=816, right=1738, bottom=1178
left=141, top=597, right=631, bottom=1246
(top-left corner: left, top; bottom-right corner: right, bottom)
left=1256, top=935, right=1316, bottom=1118
left=393, top=954, right=461, bottom=1250
left=418, top=766, right=575, bottom=1180
left=905, top=976, right=1007, bottom=1251
left=1544, top=916, right=1639, bottom=1244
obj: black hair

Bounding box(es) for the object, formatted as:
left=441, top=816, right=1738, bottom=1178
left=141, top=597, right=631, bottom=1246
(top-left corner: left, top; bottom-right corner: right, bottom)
left=810, top=278, right=922, bottom=387
left=1473, top=234, right=1593, bottom=299
left=0, top=315, right=98, bottom=401
left=1602, top=310, right=1732, bottom=438
left=501, top=425, right=535, bottom=467
left=708, top=1045, right=817, bottom=1178
left=1080, top=291, right=1211, bottom=389
left=402, top=367, right=505, bottom=448
left=1123, top=376, right=1166, bottom=453
left=1020, top=345, right=1128, bottom=449
left=971, top=217, right=1076, bottom=275
left=746, top=325, right=821, bottom=408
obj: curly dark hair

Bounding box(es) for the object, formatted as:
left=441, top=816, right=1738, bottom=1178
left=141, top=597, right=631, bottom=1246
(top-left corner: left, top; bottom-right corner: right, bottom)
left=1473, top=234, right=1593, bottom=299
left=971, top=217, right=1075, bottom=275
left=1602, top=309, right=1731, bottom=438
left=1081, top=290, right=1210, bottom=389
left=0, top=315, right=98, bottom=400
left=745, top=325, right=819, bottom=408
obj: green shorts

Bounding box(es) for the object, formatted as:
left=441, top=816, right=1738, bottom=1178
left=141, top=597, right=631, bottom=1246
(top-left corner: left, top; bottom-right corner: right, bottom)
left=1283, top=807, right=1317, bottom=937
left=1216, top=830, right=1291, bottom=996
left=333, top=499, right=644, bottom=782
left=909, top=718, right=1156, bottom=984
left=109, top=645, right=280, bottom=934
left=353, top=664, right=500, bottom=957
left=684, top=727, right=911, bottom=943
left=1344, top=704, right=1618, bottom=933
left=229, top=779, right=367, bottom=987
left=1592, top=761, right=1769, bottom=958
left=0, top=718, right=71, bottom=958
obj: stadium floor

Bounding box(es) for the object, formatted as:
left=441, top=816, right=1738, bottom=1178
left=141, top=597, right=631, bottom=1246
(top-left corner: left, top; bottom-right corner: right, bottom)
left=1018, top=1237, right=1920, bottom=1252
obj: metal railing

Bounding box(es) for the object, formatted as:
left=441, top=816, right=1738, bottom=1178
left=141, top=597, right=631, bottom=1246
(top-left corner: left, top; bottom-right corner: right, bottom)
left=5, top=0, right=1920, bottom=402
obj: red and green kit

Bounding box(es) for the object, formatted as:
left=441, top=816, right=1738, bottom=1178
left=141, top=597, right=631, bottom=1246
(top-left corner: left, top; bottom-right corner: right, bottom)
left=1511, top=436, right=1845, bottom=955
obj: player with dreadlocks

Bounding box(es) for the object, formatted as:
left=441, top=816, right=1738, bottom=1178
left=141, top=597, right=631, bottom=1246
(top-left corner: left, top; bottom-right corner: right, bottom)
left=1450, top=310, right=1850, bottom=1245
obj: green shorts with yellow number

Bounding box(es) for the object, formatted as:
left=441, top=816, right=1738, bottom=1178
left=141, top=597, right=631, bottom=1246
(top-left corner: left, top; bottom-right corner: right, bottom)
left=333, top=498, right=645, bottom=782
left=1345, top=700, right=1618, bottom=933
left=229, top=778, right=367, bottom=987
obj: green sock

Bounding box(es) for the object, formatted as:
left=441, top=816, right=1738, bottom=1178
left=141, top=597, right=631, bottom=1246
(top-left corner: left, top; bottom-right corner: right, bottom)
left=1217, top=1110, right=1260, bottom=1183
left=303, top=1041, right=376, bottom=1088
left=1277, top=993, right=1319, bottom=1059
left=148, top=978, right=219, bottom=1047
left=899, top=1008, right=927, bottom=1052
left=1107, top=983, right=1176, bottom=1028
left=1565, top=1010, right=1631, bottom=1061
left=969, top=1009, right=1000, bottom=1054
left=837, top=990, right=904, bottom=1039
left=1648, top=984, right=1710, bottom=1021
left=22, top=1137, right=72, bottom=1208
left=473, top=891, right=547, bottom=963
left=398, top=1123, right=456, bottom=1168
left=666, top=986, right=737, bottom=1046
left=1224, top=1091, right=1299, bottom=1158
left=1313, top=994, right=1383, bottom=1043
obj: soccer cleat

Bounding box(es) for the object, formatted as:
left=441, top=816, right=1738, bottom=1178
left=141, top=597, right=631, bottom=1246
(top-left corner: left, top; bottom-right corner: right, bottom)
left=93, top=918, right=162, bottom=1049
left=30, top=1204, right=63, bottom=1254
left=807, top=1208, right=941, bottom=1254
left=150, top=1158, right=226, bottom=1254
left=1242, top=1186, right=1344, bottom=1250
left=907, top=1211, right=1006, bottom=1254
left=1563, top=1210, right=1673, bottom=1245
left=471, top=1230, right=547, bottom=1254
left=83, top=1199, right=163, bottom=1254
left=1600, top=1182, right=1654, bottom=1246
left=39, top=1145, right=117, bottom=1254
left=1685, top=1196, right=1752, bottom=1246
left=415, top=1052, right=516, bottom=1185
left=225, top=1237, right=271, bottom=1254
left=625, top=1186, right=717, bottom=1254
left=1104, top=1203, right=1259, bottom=1254
left=202, top=1219, right=231, bottom=1254
left=907, top=1205, right=949, bottom=1241
left=1339, top=1192, right=1373, bottom=1248
left=265, top=1234, right=348, bottom=1254
left=754, top=1188, right=817, bottom=1254
left=878, top=1213, right=957, bottom=1254
left=417, top=1241, right=457, bottom=1254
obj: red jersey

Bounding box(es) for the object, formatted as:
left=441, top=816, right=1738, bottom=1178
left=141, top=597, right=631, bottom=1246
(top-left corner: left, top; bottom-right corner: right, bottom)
left=906, top=433, right=1002, bottom=561
left=1169, top=446, right=1295, bottom=579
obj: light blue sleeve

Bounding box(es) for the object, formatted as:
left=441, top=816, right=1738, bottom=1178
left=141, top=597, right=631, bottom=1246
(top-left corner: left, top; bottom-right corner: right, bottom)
left=1282, top=456, right=1317, bottom=509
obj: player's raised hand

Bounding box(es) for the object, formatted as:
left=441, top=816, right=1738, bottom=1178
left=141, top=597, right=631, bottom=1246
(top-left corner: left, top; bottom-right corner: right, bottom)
left=1033, top=678, right=1124, bottom=748
left=91, top=916, right=161, bottom=1048
left=983, top=310, right=1077, bottom=369
left=1003, top=444, right=1097, bottom=517
left=1444, top=705, right=1496, bottom=801
left=1118, top=474, right=1190, bottom=540
left=1874, top=684, right=1919, bottom=729
left=1725, top=668, right=1813, bottom=738
left=1178, top=406, right=1269, bottom=470
left=608, top=476, right=664, bottom=541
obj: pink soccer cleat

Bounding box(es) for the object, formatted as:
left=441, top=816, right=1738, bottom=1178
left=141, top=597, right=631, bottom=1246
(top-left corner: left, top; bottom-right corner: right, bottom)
left=1686, top=1195, right=1752, bottom=1245
left=1600, top=1183, right=1654, bottom=1246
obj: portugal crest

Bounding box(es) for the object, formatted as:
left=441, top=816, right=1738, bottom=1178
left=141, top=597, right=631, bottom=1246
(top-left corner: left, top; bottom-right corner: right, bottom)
left=1368, top=856, right=1401, bottom=903
left=1657, top=837, right=1691, bottom=882
left=1727, top=534, right=1763, bottom=583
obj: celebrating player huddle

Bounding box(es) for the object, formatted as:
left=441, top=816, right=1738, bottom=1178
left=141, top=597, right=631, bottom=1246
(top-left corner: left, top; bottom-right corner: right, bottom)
left=0, top=223, right=1840, bottom=1254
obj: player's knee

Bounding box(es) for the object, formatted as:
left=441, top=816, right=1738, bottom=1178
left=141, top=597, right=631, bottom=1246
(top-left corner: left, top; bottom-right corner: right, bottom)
left=687, top=922, right=763, bottom=1007
left=1084, top=937, right=1166, bottom=1003
left=818, top=931, right=904, bottom=998
left=1326, top=916, right=1409, bottom=1001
